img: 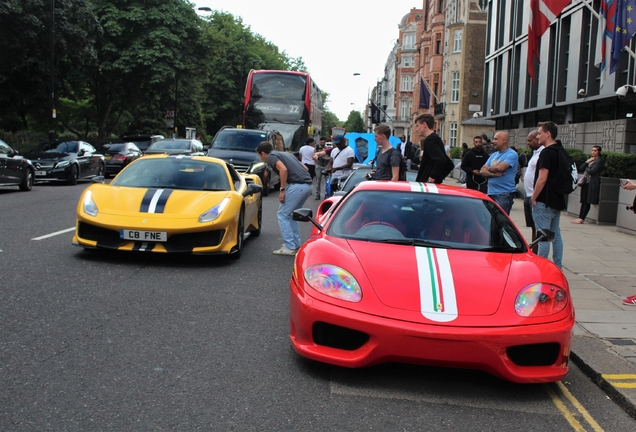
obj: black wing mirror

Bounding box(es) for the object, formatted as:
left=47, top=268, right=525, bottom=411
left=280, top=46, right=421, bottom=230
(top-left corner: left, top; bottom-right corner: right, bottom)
left=529, top=228, right=555, bottom=249
left=243, top=183, right=262, bottom=197
left=292, top=208, right=323, bottom=231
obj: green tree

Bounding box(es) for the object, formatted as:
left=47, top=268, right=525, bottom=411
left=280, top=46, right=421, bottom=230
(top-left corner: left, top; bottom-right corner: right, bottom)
left=343, top=110, right=365, bottom=133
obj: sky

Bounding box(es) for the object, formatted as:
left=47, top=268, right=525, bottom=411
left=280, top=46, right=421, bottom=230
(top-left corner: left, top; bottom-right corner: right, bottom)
left=194, top=0, right=422, bottom=121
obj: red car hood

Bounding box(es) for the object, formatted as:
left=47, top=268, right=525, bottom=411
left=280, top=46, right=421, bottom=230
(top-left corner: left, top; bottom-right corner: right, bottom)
left=348, top=241, right=512, bottom=320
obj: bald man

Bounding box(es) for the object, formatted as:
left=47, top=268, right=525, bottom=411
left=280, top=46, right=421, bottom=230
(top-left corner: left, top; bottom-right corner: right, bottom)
left=479, top=131, right=519, bottom=214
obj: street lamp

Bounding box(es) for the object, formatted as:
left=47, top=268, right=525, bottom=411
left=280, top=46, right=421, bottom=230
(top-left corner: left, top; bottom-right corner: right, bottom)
left=49, top=0, right=56, bottom=144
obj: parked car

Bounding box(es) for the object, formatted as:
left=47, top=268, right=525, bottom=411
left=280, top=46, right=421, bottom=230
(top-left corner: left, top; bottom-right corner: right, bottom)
left=0, top=139, right=35, bottom=191
left=334, top=163, right=418, bottom=195
left=96, top=142, right=143, bottom=177
left=289, top=181, right=573, bottom=383
left=144, top=138, right=205, bottom=156
left=121, top=134, right=164, bottom=153
left=207, top=127, right=284, bottom=196
left=72, top=154, right=263, bottom=260
left=28, top=140, right=105, bottom=185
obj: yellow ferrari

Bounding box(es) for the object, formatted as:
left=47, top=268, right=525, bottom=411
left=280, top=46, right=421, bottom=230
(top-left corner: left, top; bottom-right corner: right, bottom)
left=72, top=154, right=262, bottom=259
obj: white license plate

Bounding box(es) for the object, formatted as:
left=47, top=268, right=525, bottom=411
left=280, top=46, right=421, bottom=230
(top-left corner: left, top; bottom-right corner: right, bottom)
left=35, top=170, right=47, bottom=176
left=119, top=229, right=167, bottom=242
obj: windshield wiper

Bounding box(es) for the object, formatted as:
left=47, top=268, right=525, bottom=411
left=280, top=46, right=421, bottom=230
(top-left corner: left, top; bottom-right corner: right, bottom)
left=372, top=238, right=450, bottom=249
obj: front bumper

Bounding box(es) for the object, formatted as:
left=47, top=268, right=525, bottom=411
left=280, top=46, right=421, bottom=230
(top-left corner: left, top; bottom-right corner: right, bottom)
left=289, top=279, right=574, bottom=383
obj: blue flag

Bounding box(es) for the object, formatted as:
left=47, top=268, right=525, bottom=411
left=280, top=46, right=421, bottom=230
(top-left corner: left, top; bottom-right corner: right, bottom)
left=610, top=0, right=636, bottom=73
left=419, top=77, right=431, bottom=109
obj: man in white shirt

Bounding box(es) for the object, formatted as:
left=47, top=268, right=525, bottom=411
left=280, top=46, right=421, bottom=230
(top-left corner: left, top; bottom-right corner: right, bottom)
left=325, top=135, right=355, bottom=179
left=522, top=130, right=544, bottom=252
left=298, top=137, right=316, bottom=180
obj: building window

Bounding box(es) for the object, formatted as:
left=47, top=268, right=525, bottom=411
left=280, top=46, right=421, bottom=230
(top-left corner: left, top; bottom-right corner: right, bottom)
left=401, top=75, right=413, bottom=91
left=400, top=100, right=412, bottom=121
left=424, top=48, right=429, bottom=63
left=404, top=33, right=415, bottom=50
left=449, top=122, right=457, bottom=147
left=403, top=55, right=413, bottom=67
left=438, top=0, right=445, bottom=14
left=453, top=29, right=462, bottom=53
left=451, top=71, right=460, bottom=102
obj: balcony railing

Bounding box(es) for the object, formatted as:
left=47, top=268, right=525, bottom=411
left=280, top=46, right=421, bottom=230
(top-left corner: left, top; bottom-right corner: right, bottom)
left=434, top=102, right=445, bottom=116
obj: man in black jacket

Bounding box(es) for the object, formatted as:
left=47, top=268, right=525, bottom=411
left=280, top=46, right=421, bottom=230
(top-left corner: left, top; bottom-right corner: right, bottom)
left=414, top=114, right=452, bottom=183
left=460, top=136, right=489, bottom=193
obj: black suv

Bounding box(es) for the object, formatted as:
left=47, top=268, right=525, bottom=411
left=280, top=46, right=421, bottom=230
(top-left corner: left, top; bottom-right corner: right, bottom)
left=207, top=127, right=284, bottom=196
left=0, top=139, right=35, bottom=191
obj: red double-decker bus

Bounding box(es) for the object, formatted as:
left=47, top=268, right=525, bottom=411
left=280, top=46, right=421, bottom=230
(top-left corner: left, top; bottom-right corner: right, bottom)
left=243, top=70, right=322, bottom=151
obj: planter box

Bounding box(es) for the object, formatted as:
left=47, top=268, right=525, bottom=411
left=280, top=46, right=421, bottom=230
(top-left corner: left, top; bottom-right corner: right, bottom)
left=617, top=183, right=636, bottom=235
left=567, top=177, right=620, bottom=225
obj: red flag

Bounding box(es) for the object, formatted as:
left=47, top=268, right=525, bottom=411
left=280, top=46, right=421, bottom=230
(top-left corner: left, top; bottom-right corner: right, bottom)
left=528, top=0, right=572, bottom=81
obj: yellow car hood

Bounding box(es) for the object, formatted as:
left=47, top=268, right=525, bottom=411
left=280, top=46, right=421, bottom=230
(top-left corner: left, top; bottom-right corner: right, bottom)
left=89, top=185, right=231, bottom=218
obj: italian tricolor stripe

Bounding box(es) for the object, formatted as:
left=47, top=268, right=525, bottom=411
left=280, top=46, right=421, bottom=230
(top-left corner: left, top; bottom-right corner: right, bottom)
left=416, top=247, right=458, bottom=322
left=410, top=182, right=439, bottom=193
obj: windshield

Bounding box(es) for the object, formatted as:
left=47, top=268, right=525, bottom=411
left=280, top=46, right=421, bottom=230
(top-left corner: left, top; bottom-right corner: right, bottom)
left=98, top=143, right=126, bottom=153
left=112, top=158, right=231, bottom=191
left=150, top=140, right=190, bottom=151
left=211, top=131, right=267, bottom=150
left=33, top=141, right=79, bottom=153
left=327, top=190, right=526, bottom=252
left=252, top=73, right=306, bottom=100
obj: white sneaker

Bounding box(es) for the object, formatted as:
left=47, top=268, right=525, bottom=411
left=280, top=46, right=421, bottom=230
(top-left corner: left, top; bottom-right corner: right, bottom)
left=273, top=246, right=297, bottom=256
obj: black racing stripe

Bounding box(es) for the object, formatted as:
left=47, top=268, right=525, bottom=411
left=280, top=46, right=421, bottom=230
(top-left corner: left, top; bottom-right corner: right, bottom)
left=140, top=188, right=159, bottom=213
left=154, top=189, right=173, bottom=214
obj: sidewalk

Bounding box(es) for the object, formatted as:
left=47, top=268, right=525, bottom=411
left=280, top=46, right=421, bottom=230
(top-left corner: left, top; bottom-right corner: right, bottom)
left=444, top=178, right=636, bottom=419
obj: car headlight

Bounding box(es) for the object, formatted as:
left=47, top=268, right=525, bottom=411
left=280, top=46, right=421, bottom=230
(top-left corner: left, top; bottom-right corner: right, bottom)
left=56, top=160, right=70, bottom=168
left=83, top=190, right=98, bottom=217
left=248, top=161, right=266, bottom=174
left=515, top=283, right=568, bottom=317
left=303, top=264, right=362, bottom=302
left=199, top=197, right=230, bottom=223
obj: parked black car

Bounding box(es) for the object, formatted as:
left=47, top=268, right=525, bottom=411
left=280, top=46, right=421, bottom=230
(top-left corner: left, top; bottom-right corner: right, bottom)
left=0, top=139, right=35, bottom=191
left=144, top=138, right=205, bottom=156
left=207, top=127, right=284, bottom=196
left=28, top=140, right=105, bottom=185
left=96, top=142, right=143, bottom=177
left=121, top=134, right=164, bottom=153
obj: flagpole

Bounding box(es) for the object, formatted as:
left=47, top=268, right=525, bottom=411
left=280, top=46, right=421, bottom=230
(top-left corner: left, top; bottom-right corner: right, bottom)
left=419, top=75, right=439, bottom=103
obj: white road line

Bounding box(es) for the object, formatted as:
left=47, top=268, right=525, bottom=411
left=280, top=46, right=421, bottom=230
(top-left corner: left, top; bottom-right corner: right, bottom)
left=32, top=227, right=75, bottom=241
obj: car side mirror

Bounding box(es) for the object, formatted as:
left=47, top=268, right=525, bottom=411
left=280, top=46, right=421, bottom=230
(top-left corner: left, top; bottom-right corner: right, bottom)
left=12, top=149, right=21, bottom=156
left=528, top=228, right=555, bottom=249
left=243, top=183, right=262, bottom=197
left=292, top=208, right=323, bottom=231
left=78, top=149, right=86, bottom=156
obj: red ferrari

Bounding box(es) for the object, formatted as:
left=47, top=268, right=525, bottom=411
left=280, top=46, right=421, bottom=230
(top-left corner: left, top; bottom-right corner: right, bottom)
left=290, top=181, right=574, bottom=383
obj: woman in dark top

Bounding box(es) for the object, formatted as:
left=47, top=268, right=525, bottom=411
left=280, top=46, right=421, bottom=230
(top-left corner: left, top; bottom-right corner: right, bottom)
left=572, top=146, right=604, bottom=224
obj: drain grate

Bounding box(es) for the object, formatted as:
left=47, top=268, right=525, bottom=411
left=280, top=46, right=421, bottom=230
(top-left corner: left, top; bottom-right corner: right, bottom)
left=608, top=339, right=636, bottom=346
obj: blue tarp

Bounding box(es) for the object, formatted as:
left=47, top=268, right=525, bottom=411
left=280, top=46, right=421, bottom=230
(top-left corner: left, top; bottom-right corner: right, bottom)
left=343, top=133, right=402, bottom=164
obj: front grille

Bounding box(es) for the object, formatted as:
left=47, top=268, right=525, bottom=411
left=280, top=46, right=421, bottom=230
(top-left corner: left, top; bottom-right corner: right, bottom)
left=78, top=222, right=225, bottom=252
left=312, top=322, right=369, bottom=350
left=230, top=163, right=249, bottom=173
left=506, top=343, right=560, bottom=366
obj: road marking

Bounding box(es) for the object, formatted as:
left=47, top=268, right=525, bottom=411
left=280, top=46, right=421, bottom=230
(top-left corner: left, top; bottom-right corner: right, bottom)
left=543, top=382, right=604, bottom=432
left=556, top=381, right=604, bottom=432
left=602, top=374, right=636, bottom=388
left=32, top=227, right=75, bottom=241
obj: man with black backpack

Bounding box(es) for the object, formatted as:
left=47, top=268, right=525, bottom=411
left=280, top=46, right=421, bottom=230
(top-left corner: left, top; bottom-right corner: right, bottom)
left=370, top=124, right=404, bottom=181
left=531, top=121, right=566, bottom=268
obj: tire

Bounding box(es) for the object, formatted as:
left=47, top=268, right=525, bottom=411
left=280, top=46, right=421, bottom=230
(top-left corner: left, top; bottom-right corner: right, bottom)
left=230, top=207, right=244, bottom=260
left=67, top=164, right=78, bottom=185
left=19, top=168, right=34, bottom=191
left=251, top=198, right=262, bottom=237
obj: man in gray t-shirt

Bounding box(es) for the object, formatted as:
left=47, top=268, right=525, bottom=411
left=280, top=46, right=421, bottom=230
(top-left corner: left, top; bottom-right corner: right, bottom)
left=371, top=124, right=401, bottom=181
left=257, top=141, right=312, bottom=256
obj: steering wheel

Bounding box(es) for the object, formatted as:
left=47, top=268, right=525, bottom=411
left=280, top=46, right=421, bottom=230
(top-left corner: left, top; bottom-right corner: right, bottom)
left=362, top=221, right=398, bottom=230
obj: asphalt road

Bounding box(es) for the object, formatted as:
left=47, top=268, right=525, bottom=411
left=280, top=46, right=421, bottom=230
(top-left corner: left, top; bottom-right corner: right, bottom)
left=1, top=182, right=635, bottom=431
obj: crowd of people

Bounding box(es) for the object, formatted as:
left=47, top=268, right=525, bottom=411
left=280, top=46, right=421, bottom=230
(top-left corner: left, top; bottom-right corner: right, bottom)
left=256, top=121, right=634, bottom=310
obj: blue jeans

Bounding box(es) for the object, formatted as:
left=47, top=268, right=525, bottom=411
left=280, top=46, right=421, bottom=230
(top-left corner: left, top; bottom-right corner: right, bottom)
left=532, top=201, right=563, bottom=268
left=489, top=192, right=516, bottom=215
left=278, top=183, right=312, bottom=249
